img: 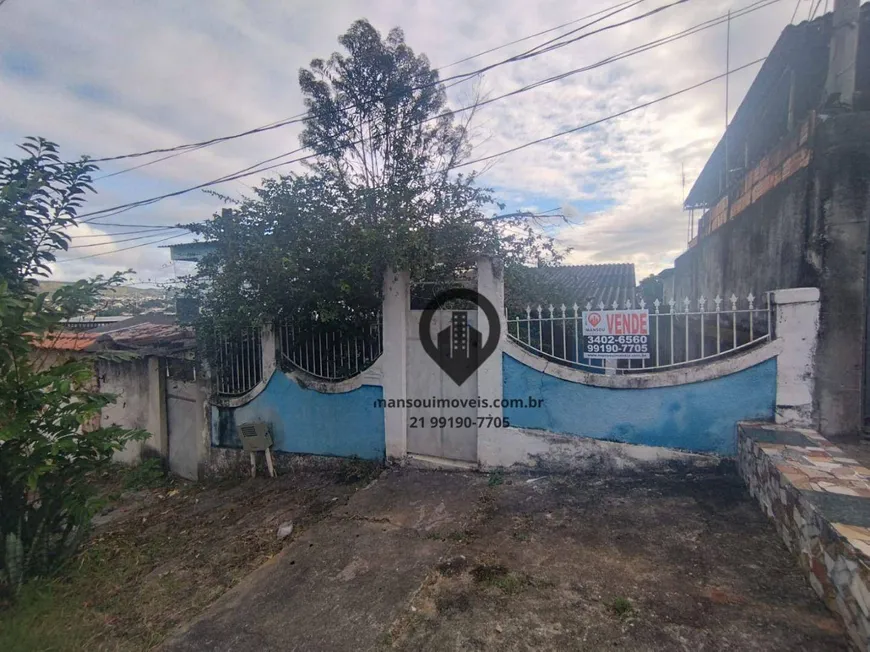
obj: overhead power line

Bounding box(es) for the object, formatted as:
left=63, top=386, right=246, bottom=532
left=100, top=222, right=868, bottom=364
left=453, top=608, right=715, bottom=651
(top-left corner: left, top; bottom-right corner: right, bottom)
left=63, top=232, right=189, bottom=261
left=451, top=58, right=766, bottom=171
left=80, top=221, right=193, bottom=230
left=81, top=0, right=778, bottom=224
left=88, top=0, right=656, bottom=165
left=440, top=0, right=640, bottom=70
left=69, top=59, right=767, bottom=259
left=68, top=229, right=181, bottom=248
left=70, top=226, right=186, bottom=238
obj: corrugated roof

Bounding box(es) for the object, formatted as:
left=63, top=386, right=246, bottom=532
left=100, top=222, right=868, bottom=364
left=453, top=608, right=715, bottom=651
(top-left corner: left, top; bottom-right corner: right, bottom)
left=508, top=263, right=637, bottom=312
left=35, top=314, right=194, bottom=354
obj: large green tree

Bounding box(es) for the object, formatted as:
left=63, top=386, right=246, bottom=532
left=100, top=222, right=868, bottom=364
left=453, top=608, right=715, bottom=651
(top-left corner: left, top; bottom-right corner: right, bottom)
left=188, top=19, right=561, bottom=333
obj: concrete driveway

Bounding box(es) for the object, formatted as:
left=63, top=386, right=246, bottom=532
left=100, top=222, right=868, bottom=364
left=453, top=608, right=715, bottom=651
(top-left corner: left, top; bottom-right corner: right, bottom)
left=162, top=464, right=849, bottom=651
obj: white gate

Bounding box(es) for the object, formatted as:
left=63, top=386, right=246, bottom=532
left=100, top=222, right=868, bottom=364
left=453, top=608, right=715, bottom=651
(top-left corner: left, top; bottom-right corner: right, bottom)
left=405, top=309, right=478, bottom=463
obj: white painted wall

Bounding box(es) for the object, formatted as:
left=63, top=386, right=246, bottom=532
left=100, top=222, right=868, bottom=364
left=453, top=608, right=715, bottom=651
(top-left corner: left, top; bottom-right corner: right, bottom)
left=771, top=287, right=820, bottom=428
left=476, top=255, right=505, bottom=462
left=382, top=267, right=409, bottom=459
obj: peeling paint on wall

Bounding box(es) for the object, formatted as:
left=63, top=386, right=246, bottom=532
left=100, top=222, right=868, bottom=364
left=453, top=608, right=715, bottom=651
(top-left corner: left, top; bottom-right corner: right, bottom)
left=212, top=371, right=385, bottom=460
left=502, top=354, right=777, bottom=455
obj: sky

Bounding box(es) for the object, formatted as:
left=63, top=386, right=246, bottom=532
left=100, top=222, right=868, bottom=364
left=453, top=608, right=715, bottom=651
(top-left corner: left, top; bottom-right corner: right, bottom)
left=0, top=0, right=820, bottom=286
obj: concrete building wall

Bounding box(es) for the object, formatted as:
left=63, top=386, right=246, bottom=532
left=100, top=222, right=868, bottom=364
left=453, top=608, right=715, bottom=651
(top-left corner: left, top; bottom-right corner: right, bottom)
left=809, top=113, right=870, bottom=436
left=673, top=113, right=870, bottom=436
left=97, top=357, right=164, bottom=463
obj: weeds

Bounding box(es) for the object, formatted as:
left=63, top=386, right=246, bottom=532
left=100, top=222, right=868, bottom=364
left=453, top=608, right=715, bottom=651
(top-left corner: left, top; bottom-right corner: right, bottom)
left=487, top=470, right=504, bottom=487
left=610, top=596, right=634, bottom=618
left=470, top=564, right=527, bottom=594
left=121, top=458, right=167, bottom=491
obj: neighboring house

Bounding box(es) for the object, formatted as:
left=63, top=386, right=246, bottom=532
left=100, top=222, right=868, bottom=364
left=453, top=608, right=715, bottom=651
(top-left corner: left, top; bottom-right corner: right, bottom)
left=506, top=263, right=637, bottom=314
left=62, top=315, right=136, bottom=331
left=164, top=240, right=217, bottom=263
left=34, top=314, right=207, bottom=481
left=674, top=1, right=870, bottom=436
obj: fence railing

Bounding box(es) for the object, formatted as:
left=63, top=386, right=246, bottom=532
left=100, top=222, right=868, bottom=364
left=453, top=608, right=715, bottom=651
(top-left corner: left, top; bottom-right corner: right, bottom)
left=278, top=313, right=382, bottom=381
left=215, top=327, right=263, bottom=396
left=507, top=293, right=771, bottom=373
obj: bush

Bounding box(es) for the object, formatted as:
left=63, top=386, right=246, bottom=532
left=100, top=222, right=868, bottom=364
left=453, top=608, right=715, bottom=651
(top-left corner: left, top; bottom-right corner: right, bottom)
left=0, top=139, right=146, bottom=594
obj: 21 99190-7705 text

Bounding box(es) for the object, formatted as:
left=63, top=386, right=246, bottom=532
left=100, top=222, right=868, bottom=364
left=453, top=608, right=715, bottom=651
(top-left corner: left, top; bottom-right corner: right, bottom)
left=409, top=415, right=510, bottom=428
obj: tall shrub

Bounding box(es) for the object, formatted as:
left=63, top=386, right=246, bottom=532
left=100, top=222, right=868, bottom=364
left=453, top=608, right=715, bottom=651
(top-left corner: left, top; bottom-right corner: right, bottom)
left=0, top=138, right=146, bottom=593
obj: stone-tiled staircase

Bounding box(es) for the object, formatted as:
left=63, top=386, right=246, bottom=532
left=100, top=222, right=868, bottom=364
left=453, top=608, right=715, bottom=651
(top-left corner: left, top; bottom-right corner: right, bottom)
left=738, top=423, right=870, bottom=650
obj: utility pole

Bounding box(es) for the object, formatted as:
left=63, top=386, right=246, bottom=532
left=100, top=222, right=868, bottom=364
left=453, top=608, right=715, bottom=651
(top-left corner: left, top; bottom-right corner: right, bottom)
left=824, top=0, right=860, bottom=109
left=724, top=10, right=732, bottom=220
left=724, top=10, right=731, bottom=185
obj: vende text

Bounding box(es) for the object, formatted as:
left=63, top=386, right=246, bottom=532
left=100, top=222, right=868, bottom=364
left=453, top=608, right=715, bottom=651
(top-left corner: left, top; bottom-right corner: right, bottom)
left=606, top=312, right=648, bottom=335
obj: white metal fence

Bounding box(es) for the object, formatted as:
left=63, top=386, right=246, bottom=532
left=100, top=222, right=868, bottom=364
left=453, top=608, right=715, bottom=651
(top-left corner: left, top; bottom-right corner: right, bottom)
left=507, top=293, right=771, bottom=373
left=215, top=327, right=263, bottom=396
left=278, top=313, right=382, bottom=381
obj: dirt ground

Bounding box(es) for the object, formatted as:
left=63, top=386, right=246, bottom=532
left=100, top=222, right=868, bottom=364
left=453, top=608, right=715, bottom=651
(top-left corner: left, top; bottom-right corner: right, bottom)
left=162, top=462, right=849, bottom=652
left=0, top=458, right=382, bottom=651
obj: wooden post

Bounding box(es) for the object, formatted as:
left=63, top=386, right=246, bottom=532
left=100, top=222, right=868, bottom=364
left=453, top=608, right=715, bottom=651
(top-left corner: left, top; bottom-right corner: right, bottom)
left=265, top=447, right=276, bottom=477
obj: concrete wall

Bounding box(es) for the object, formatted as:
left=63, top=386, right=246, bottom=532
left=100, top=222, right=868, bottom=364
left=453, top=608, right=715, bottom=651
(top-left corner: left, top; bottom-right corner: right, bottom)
left=98, top=356, right=166, bottom=464
left=673, top=113, right=870, bottom=436
left=502, top=353, right=777, bottom=456
left=211, top=370, right=386, bottom=460
left=809, top=113, right=870, bottom=436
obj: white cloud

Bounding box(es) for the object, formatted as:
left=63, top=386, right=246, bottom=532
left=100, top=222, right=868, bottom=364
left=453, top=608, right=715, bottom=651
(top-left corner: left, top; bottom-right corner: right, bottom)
left=0, top=0, right=808, bottom=283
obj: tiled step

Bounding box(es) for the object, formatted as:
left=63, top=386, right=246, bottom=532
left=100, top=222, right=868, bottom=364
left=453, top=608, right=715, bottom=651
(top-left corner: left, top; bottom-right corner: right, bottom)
left=738, top=422, right=870, bottom=650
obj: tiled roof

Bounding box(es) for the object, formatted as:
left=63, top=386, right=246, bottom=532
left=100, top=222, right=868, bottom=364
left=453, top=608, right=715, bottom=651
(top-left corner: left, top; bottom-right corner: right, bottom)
left=35, top=314, right=194, bottom=354
left=35, top=331, right=103, bottom=351
left=508, top=263, right=637, bottom=312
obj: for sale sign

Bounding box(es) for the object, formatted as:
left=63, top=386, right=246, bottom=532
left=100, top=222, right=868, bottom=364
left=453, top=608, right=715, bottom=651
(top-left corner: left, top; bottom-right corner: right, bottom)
left=582, top=309, right=650, bottom=360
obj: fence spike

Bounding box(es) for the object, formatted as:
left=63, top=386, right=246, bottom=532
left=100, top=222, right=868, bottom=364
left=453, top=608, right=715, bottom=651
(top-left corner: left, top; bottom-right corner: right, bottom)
left=730, top=293, right=738, bottom=310
left=714, top=294, right=722, bottom=311
left=612, top=300, right=618, bottom=310
left=653, top=298, right=660, bottom=313
left=625, top=298, right=632, bottom=309
left=548, top=303, right=555, bottom=317
left=639, top=298, right=646, bottom=309
left=699, top=295, right=706, bottom=312
left=682, top=296, right=690, bottom=312
left=747, top=292, right=755, bottom=309
left=525, top=305, right=531, bottom=318
left=574, top=302, right=581, bottom=317
left=583, top=301, right=591, bottom=312
left=667, top=298, right=676, bottom=311
left=598, top=301, right=605, bottom=310
left=560, top=303, right=566, bottom=317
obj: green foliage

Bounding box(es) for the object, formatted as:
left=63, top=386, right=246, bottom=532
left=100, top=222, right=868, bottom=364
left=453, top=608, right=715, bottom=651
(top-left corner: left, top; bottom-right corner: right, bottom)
left=0, top=138, right=147, bottom=594
left=185, top=20, right=563, bottom=344
left=120, top=458, right=167, bottom=491
left=610, top=596, right=634, bottom=617
left=638, top=274, right=664, bottom=307
left=487, top=470, right=505, bottom=487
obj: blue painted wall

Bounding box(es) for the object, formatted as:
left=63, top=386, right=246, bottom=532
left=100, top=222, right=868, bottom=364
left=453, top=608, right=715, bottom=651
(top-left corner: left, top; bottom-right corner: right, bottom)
left=212, top=371, right=385, bottom=460
left=503, top=354, right=776, bottom=455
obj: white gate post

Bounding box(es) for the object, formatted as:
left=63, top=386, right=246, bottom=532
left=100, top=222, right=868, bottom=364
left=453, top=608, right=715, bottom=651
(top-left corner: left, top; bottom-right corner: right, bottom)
left=261, top=323, right=277, bottom=380
left=382, top=267, right=410, bottom=460
left=477, top=255, right=505, bottom=461
left=772, top=288, right=820, bottom=428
